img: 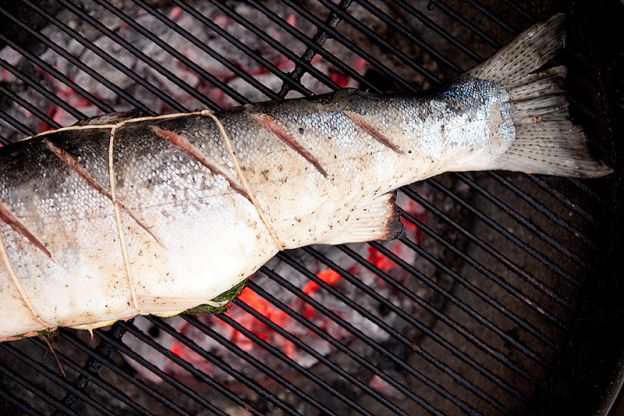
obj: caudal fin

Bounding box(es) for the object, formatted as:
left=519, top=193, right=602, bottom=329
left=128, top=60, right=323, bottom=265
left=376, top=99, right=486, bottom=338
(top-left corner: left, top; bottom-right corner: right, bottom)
left=467, top=14, right=612, bottom=178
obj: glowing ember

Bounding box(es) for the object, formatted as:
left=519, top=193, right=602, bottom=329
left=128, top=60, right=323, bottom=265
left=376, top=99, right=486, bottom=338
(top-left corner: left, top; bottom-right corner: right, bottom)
left=367, top=246, right=398, bottom=272
left=302, top=268, right=343, bottom=295
left=402, top=199, right=427, bottom=244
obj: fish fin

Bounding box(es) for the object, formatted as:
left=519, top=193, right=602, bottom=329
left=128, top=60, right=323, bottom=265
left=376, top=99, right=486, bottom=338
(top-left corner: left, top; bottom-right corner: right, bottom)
left=73, top=109, right=148, bottom=126
left=151, top=310, right=186, bottom=318
left=322, top=191, right=403, bottom=245
left=492, top=65, right=612, bottom=177
left=465, top=14, right=566, bottom=87
left=71, top=319, right=120, bottom=331
left=135, top=295, right=228, bottom=315
left=468, top=14, right=612, bottom=177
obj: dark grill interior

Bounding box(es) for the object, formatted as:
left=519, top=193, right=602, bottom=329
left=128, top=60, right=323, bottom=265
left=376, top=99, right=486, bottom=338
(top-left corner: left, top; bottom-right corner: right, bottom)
left=0, top=1, right=621, bottom=415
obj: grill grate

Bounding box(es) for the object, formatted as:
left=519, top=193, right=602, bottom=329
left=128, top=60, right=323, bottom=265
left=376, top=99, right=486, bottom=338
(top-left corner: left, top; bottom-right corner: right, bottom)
left=0, top=1, right=615, bottom=415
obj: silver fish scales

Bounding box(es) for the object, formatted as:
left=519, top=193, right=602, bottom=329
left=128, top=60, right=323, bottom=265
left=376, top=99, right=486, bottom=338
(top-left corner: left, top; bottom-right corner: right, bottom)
left=0, top=15, right=612, bottom=341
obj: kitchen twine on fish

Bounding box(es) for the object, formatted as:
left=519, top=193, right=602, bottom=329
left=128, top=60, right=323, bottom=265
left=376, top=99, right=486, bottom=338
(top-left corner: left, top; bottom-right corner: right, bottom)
left=0, top=232, right=54, bottom=328
left=108, top=122, right=145, bottom=314
left=11, top=110, right=272, bottom=316
left=102, top=110, right=283, bottom=313
left=198, top=110, right=286, bottom=251
left=104, top=112, right=235, bottom=313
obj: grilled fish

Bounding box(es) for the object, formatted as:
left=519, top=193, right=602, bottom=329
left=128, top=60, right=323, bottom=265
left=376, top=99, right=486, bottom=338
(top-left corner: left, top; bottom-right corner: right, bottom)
left=0, top=14, right=611, bottom=340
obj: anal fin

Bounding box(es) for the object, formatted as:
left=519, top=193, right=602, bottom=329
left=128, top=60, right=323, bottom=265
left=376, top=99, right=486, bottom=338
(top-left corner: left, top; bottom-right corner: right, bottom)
left=71, top=319, right=121, bottom=331
left=322, top=191, right=403, bottom=245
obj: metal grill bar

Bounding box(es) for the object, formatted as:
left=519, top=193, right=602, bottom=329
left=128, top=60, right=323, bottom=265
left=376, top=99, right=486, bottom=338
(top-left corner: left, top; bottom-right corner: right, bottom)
left=120, top=319, right=303, bottom=416
left=17, top=0, right=191, bottom=113
left=247, top=278, right=517, bottom=413
left=402, top=212, right=565, bottom=339
left=428, top=1, right=500, bottom=47
left=275, top=252, right=502, bottom=414
left=354, top=0, right=464, bottom=73
left=0, top=112, right=44, bottom=137
left=368, top=238, right=553, bottom=360
left=221, top=302, right=429, bottom=416
left=500, top=1, right=532, bottom=20
left=122, top=0, right=306, bottom=99
left=0, top=59, right=85, bottom=120
left=402, top=187, right=573, bottom=312
left=0, top=344, right=114, bottom=416
left=0, top=84, right=59, bottom=129
left=165, top=0, right=315, bottom=97
left=383, top=0, right=483, bottom=62
left=27, top=338, right=151, bottom=416
left=59, top=330, right=195, bottom=416
left=464, top=0, right=517, bottom=33
left=244, top=279, right=476, bottom=409
left=428, top=178, right=582, bottom=287
left=53, top=326, right=125, bottom=416
left=316, top=0, right=445, bottom=81
left=0, top=34, right=114, bottom=113
left=239, top=0, right=381, bottom=94
left=489, top=172, right=597, bottom=250
left=209, top=312, right=403, bottom=416
left=183, top=314, right=370, bottom=416
left=0, top=8, right=150, bottom=112
left=337, top=244, right=534, bottom=387
left=300, top=246, right=532, bottom=398
left=0, top=386, right=40, bottom=416
left=279, top=244, right=534, bottom=400
left=0, top=363, right=77, bottom=416
left=201, top=0, right=343, bottom=95
left=281, top=0, right=420, bottom=91
left=530, top=175, right=598, bottom=224
left=278, top=0, right=351, bottom=96
left=395, top=236, right=555, bottom=355
left=0, top=109, right=31, bottom=136
left=94, top=327, right=237, bottom=416
left=92, top=0, right=281, bottom=102
left=399, top=205, right=569, bottom=327
left=195, top=0, right=345, bottom=95
left=567, top=173, right=605, bottom=202
left=189, top=313, right=381, bottom=415
left=457, top=173, right=588, bottom=268
left=57, top=0, right=245, bottom=108
left=256, top=268, right=464, bottom=415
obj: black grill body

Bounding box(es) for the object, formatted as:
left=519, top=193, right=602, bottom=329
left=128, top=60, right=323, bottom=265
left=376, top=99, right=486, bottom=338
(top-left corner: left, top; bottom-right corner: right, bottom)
left=0, top=1, right=622, bottom=415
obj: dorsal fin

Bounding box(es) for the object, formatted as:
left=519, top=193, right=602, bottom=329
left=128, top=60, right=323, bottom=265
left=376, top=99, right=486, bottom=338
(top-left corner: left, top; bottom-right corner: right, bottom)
left=73, top=109, right=148, bottom=127
left=464, top=14, right=565, bottom=88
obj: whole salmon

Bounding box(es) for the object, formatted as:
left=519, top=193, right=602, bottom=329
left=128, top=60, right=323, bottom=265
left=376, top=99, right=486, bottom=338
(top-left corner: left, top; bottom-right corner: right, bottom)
left=0, top=14, right=611, bottom=340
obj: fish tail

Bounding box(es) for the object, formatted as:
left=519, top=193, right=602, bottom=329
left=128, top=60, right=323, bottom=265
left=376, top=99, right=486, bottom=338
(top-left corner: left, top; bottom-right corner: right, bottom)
left=468, top=14, right=612, bottom=178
